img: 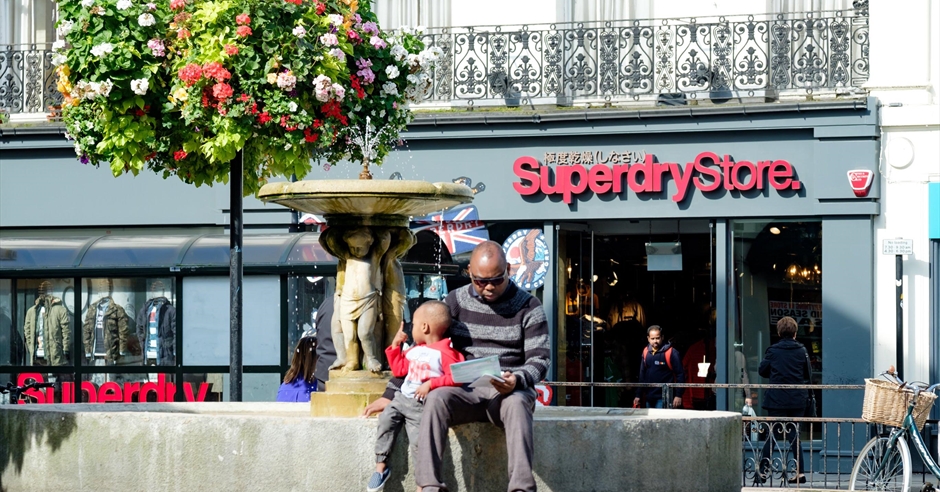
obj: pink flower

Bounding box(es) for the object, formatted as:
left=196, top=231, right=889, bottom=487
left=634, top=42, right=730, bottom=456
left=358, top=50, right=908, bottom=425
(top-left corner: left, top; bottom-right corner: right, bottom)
left=173, top=150, right=188, bottom=161
left=224, top=44, right=239, bottom=55
left=202, top=62, right=231, bottom=81
left=369, top=35, right=386, bottom=49
left=361, top=21, right=379, bottom=36
left=212, top=82, right=233, bottom=100
left=236, top=13, right=250, bottom=25
left=177, top=28, right=191, bottom=39
left=147, top=38, right=165, bottom=57
left=170, top=0, right=186, bottom=10
left=236, top=25, right=252, bottom=37
left=178, top=63, right=203, bottom=86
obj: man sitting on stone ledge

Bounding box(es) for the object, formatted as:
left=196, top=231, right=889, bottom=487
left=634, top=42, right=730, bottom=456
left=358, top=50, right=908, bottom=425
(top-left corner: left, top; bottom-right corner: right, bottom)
left=363, top=241, right=550, bottom=492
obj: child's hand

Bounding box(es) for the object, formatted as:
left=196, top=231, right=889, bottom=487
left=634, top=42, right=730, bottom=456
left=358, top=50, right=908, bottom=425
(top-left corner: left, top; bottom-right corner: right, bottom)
left=414, top=381, right=432, bottom=401
left=392, top=323, right=408, bottom=347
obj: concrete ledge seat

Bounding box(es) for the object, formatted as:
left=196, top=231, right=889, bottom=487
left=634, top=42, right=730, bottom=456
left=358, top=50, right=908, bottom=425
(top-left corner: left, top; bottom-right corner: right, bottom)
left=0, top=403, right=740, bottom=492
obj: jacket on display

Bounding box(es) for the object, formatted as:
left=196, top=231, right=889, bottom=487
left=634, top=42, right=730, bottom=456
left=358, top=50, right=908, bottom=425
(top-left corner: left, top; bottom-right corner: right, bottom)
left=23, top=296, right=71, bottom=366
left=82, top=297, right=130, bottom=362
left=758, top=338, right=812, bottom=410
left=136, top=297, right=176, bottom=366
left=637, top=342, right=686, bottom=401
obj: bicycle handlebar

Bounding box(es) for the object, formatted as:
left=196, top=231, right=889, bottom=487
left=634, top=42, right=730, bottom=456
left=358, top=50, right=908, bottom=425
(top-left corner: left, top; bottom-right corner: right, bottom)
left=1, top=381, right=55, bottom=395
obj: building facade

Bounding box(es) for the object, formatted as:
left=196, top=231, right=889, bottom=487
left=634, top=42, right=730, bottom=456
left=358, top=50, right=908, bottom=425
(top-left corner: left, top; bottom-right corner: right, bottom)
left=2, top=0, right=938, bottom=414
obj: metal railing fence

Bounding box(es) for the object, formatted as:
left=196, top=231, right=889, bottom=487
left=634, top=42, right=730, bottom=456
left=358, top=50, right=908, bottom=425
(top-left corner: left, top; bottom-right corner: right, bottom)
left=0, top=8, right=869, bottom=118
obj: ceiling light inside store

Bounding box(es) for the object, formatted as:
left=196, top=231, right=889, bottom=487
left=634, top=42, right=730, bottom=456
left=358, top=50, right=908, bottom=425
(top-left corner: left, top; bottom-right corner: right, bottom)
left=770, top=227, right=781, bottom=235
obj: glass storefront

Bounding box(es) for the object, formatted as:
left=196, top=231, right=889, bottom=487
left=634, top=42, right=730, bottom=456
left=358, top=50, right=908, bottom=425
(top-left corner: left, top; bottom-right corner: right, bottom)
left=729, top=220, right=822, bottom=416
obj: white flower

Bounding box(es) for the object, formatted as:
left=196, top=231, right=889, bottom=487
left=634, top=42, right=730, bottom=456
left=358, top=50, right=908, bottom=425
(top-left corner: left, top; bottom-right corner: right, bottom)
left=390, top=44, right=408, bottom=62
left=74, top=143, right=83, bottom=155
left=57, top=20, right=74, bottom=36
left=90, top=42, right=114, bottom=57
left=85, top=121, right=94, bottom=130
left=415, top=25, right=426, bottom=34
left=312, top=74, right=332, bottom=102
left=81, top=0, right=93, bottom=7
left=329, top=48, right=345, bottom=62
left=319, top=33, right=338, bottom=46
left=406, top=53, right=420, bottom=67
left=406, top=73, right=418, bottom=84
left=138, top=13, right=155, bottom=26
left=292, top=25, right=306, bottom=38
left=85, top=81, right=100, bottom=99
left=379, top=109, right=386, bottom=117
left=98, top=79, right=113, bottom=97
left=381, top=81, right=398, bottom=97
left=287, top=101, right=298, bottom=112
left=131, top=78, right=149, bottom=95
left=52, top=53, right=68, bottom=66
left=331, top=83, right=345, bottom=101
left=116, top=0, right=132, bottom=10
left=52, top=40, right=67, bottom=51
left=328, top=14, right=344, bottom=26
left=385, top=65, right=400, bottom=79
left=299, top=109, right=308, bottom=117
left=284, top=142, right=292, bottom=150
left=276, top=71, right=297, bottom=91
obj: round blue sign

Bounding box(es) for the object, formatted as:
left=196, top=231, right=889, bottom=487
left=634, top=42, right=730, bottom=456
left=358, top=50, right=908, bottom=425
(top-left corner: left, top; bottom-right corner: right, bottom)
left=502, top=229, right=550, bottom=290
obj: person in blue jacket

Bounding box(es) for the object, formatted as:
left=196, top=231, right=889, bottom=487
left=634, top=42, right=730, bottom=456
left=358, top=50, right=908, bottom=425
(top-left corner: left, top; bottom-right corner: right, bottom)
left=634, top=325, right=685, bottom=408
left=277, top=331, right=318, bottom=402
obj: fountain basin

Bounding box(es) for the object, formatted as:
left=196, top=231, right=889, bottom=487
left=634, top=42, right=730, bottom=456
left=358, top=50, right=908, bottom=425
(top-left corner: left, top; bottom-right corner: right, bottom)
left=0, top=404, right=741, bottom=492
left=258, top=180, right=473, bottom=227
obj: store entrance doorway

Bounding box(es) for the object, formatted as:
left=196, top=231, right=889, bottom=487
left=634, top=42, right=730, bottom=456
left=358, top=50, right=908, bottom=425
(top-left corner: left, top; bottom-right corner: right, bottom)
left=555, top=220, right=715, bottom=409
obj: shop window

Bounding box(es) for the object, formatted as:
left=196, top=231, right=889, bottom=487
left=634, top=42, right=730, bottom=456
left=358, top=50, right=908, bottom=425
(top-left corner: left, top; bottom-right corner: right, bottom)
left=1, top=278, right=17, bottom=367
left=13, top=278, right=77, bottom=368
left=218, top=373, right=280, bottom=402
left=80, top=277, right=176, bottom=368
left=182, top=276, right=280, bottom=366
left=1, top=371, right=74, bottom=404
left=286, top=275, right=335, bottom=364
left=730, top=220, right=822, bottom=418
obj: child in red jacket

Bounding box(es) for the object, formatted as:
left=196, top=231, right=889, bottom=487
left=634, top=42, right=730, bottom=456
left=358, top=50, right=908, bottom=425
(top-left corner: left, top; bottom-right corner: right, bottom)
left=367, top=300, right=464, bottom=492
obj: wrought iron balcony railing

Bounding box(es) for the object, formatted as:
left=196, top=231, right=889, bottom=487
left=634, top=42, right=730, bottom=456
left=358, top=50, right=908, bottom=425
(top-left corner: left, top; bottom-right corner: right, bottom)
left=0, top=8, right=868, bottom=119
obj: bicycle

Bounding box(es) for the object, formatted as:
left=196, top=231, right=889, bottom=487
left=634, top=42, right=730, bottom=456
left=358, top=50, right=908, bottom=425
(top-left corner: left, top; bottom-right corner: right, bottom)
left=849, top=370, right=940, bottom=491
left=0, top=378, right=55, bottom=404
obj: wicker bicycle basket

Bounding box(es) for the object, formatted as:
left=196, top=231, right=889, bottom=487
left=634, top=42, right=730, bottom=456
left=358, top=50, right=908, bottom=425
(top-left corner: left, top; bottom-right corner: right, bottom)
left=861, top=378, right=937, bottom=431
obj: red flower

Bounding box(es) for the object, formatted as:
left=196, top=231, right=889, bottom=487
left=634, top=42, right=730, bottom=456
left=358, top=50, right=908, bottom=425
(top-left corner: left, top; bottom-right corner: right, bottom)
left=349, top=74, right=365, bottom=99
left=304, top=128, right=318, bottom=143
left=284, top=0, right=302, bottom=4
left=177, top=28, right=191, bottom=40
left=224, top=44, right=239, bottom=55
left=312, top=119, right=323, bottom=129
left=133, top=108, right=145, bottom=117
left=178, top=63, right=203, bottom=86
left=218, top=106, right=228, bottom=116
left=236, top=25, right=252, bottom=37
left=257, top=112, right=272, bottom=124
left=173, top=150, right=188, bottom=161
left=203, top=62, right=231, bottom=82
left=347, top=30, right=361, bottom=43
left=212, top=82, right=234, bottom=101
left=238, top=93, right=251, bottom=102
left=236, top=13, right=251, bottom=25
left=201, top=91, right=211, bottom=108
left=315, top=2, right=325, bottom=14
left=145, top=152, right=157, bottom=161
left=170, top=0, right=186, bottom=10
left=249, top=102, right=259, bottom=114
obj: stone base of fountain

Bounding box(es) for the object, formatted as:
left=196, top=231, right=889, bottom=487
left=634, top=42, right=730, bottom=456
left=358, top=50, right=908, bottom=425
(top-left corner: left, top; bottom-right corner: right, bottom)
left=310, top=370, right=391, bottom=417
left=0, top=404, right=742, bottom=491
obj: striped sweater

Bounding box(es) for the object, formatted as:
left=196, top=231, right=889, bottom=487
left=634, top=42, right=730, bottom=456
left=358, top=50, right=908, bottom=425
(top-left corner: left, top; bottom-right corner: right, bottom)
left=445, top=283, right=550, bottom=390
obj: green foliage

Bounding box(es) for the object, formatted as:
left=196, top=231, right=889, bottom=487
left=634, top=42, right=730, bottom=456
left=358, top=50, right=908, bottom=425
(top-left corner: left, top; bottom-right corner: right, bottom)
left=56, top=0, right=438, bottom=195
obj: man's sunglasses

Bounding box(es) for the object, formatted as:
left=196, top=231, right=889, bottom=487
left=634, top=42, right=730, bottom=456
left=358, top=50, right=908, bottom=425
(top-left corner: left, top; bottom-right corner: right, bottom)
left=470, top=273, right=508, bottom=287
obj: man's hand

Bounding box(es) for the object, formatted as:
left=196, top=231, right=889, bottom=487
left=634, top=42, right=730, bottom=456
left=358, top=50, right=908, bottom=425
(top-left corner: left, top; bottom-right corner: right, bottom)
left=633, top=397, right=641, bottom=408
left=360, top=397, right=391, bottom=418
left=490, top=371, right=516, bottom=395
left=672, top=396, right=682, bottom=409
left=392, top=323, right=408, bottom=347
left=414, top=381, right=432, bottom=401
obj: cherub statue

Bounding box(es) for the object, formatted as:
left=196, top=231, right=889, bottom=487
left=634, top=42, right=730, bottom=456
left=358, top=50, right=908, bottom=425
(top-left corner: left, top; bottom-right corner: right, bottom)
left=381, top=227, right=416, bottom=357
left=320, top=226, right=390, bottom=372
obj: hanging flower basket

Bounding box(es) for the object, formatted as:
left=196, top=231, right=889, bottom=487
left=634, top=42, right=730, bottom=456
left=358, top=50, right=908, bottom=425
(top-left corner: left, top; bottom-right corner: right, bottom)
left=55, top=0, right=439, bottom=195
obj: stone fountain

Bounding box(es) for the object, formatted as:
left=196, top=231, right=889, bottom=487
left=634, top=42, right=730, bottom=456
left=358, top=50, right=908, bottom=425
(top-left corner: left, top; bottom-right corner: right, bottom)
left=258, top=118, right=473, bottom=416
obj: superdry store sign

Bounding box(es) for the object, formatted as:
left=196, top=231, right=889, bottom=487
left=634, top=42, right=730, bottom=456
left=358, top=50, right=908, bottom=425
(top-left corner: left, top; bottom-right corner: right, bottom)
left=512, top=151, right=801, bottom=204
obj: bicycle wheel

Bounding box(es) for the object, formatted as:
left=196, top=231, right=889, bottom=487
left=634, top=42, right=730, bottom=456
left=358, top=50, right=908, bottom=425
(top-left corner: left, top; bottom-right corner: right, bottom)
left=849, top=435, right=911, bottom=491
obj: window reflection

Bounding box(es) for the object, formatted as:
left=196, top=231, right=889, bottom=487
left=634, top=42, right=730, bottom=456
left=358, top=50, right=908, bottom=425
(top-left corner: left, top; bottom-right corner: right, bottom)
left=15, top=278, right=75, bottom=367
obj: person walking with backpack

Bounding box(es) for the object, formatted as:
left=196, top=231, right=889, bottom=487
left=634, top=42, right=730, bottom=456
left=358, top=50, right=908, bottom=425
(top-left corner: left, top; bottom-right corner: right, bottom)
left=634, top=325, right=685, bottom=408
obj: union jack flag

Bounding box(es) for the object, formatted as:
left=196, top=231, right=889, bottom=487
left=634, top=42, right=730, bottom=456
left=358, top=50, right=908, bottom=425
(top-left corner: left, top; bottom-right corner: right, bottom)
left=412, top=204, right=489, bottom=255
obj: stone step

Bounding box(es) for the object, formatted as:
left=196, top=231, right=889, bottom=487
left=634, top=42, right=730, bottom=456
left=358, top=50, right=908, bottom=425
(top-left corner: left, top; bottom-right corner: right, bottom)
left=309, top=391, right=386, bottom=417
left=325, top=370, right=391, bottom=394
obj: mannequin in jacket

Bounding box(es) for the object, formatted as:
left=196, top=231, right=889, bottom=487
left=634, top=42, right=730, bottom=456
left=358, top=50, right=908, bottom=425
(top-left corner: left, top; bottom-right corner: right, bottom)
left=83, top=279, right=130, bottom=364
left=136, top=280, right=176, bottom=366
left=23, top=281, right=71, bottom=366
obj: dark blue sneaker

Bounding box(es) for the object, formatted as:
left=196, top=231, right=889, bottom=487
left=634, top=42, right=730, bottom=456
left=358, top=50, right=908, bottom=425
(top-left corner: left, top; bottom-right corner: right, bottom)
left=366, top=468, right=391, bottom=492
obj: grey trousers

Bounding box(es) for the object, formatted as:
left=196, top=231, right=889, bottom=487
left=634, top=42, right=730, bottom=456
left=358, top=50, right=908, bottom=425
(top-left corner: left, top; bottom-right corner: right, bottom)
left=416, top=385, right=537, bottom=492
left=375, top=390, right=424, bottom=463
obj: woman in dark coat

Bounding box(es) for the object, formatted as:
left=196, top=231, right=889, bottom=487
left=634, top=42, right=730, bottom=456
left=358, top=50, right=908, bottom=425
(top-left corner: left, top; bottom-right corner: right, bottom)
left=758, top=316, right=812, bottom=484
